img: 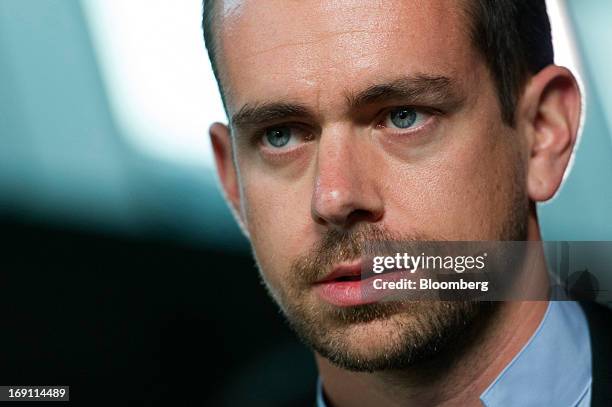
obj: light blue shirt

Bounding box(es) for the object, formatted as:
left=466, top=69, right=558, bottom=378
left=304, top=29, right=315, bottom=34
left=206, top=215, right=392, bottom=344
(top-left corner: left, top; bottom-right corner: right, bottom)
left=317, top=301, right=592, bottom=407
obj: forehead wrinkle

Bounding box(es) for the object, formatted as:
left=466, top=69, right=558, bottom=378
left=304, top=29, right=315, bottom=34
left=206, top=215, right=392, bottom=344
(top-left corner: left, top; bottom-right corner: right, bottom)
left=240, top=28, right=403, bottom=63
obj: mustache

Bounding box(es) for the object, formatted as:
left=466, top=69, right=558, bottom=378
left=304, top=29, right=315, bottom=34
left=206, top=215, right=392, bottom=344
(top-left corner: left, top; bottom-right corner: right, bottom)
left=290, top=225, right=436, bottom=284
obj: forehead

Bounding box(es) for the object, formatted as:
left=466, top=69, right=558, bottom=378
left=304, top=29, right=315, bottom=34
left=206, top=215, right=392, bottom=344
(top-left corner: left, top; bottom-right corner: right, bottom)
left=216, top=0, right=476, bottom=112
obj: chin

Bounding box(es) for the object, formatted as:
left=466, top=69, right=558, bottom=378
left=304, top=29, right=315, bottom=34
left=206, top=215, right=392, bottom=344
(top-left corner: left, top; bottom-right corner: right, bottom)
left=287, top=300, right=490, bottom=372
left=331, top=314, right=420, bottom=356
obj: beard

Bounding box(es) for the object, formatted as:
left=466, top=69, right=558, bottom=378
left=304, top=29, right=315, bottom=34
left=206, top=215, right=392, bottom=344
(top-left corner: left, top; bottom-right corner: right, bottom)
left=255, top=181, right=529, bottom=373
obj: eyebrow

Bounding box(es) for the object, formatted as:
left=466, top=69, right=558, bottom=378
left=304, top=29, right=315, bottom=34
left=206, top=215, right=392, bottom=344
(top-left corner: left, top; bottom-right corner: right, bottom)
left=346, top=74, right=462, bottom=110
left=230, top=74, right=463, bottom=129
left=231, top=102, right=314, bottom=129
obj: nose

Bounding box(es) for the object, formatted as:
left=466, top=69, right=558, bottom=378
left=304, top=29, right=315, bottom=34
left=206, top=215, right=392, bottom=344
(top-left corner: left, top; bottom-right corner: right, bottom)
left=311, top=127, right=384, bottom=229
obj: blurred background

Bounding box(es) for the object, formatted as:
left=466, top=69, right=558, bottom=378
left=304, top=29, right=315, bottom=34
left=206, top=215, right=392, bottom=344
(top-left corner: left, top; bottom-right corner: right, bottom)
left=0, top=0, right=610, bottom=405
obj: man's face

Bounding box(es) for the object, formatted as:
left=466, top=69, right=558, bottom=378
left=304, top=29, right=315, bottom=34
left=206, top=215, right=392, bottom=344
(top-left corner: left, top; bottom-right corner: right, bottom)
left=214, top=0, right=529, bottom=370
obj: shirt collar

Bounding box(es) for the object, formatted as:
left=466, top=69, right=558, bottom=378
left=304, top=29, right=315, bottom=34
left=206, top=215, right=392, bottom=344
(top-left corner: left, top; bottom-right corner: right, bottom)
left=317, top=301, right=592, bottom=407
left=480, top=301, right=591, bottom=407
left=316, top=378, right=326, bottom=407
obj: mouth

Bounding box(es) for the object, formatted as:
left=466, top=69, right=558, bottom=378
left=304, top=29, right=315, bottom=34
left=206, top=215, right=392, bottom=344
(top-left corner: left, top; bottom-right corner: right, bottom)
left=315, top=259, right=365, bottom=283
left=313, top=259, right=406, bottom=307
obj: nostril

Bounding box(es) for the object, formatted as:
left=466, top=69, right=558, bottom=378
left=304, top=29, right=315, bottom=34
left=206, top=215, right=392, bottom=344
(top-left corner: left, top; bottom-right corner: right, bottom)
left=347, top=208, right=383, bottom=225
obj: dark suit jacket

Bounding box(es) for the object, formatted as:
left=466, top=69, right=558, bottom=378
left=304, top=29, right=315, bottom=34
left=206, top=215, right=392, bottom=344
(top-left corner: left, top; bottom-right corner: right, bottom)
left=579, top=301, right=612, bottom=407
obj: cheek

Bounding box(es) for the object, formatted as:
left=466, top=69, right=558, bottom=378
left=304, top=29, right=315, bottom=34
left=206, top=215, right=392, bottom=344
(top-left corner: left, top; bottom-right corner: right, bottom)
left=443, top=130, right=524, bottom=239
left=240, top=173, right=314, bottom=285
left=383, top=122, right=524, bottom=240
left=441, top=145, right=520, bottom=238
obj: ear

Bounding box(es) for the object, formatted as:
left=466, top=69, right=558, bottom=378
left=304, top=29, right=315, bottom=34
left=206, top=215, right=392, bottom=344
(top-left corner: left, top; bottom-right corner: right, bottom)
left=210, top=122, right=248, bottom=232
left=519, top=65, right=582, bottom=202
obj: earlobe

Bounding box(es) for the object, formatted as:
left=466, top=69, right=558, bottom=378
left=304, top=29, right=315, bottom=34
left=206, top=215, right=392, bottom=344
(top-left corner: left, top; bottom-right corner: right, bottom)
left=210, top=122, right=248, bottom=232
left=521, top=65, right=582, bottom=202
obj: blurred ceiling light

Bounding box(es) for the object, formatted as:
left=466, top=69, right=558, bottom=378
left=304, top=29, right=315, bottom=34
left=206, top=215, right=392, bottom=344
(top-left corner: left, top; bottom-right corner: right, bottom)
left=81, top=0, right=225, bottom=169
left=82, top=0, right=580, bottom=169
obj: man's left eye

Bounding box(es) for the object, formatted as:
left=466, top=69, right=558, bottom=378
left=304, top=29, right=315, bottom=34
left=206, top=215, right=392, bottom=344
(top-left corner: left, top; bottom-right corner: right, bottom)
left=264, top=126, right=293, bottom=148
left=385, top=107, right=428, bottom=130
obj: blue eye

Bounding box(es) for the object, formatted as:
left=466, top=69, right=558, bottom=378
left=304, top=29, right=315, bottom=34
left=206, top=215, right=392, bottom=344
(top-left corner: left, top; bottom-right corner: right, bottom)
left=389, top=107, right=417, bottom=129
left=264, top=127, right=291, bottom=148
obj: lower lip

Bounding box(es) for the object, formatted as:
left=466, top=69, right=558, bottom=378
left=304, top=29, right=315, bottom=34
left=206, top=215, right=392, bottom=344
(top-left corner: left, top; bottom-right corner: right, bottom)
left=313, top=271, right=412, bottom=307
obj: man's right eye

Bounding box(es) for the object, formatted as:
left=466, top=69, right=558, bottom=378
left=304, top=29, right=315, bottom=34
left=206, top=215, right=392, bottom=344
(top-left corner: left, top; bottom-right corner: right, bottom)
left=261, top=125, right=313, bottom=150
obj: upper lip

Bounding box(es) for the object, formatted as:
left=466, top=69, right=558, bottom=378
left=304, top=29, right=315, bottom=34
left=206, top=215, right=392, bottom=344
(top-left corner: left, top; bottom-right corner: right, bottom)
left=315, top=258, right=364, bottom=283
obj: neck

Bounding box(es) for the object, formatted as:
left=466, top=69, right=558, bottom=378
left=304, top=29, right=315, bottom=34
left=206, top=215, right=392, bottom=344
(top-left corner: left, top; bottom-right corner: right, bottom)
left=316, top=220, right=550, bottom=407
left=317, top=301, right=548, bottom=407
